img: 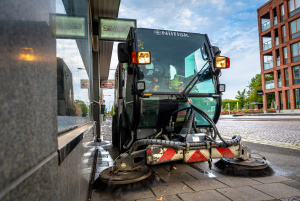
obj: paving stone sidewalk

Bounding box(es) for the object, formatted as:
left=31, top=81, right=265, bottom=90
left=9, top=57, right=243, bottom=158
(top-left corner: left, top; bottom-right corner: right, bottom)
left=90, top=117, right=300, bottom=201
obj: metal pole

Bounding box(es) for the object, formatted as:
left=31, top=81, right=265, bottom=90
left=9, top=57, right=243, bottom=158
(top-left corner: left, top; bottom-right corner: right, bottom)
left=237, top=102, right=239, bottom=111
left=228, top=103, right=230, bottom=115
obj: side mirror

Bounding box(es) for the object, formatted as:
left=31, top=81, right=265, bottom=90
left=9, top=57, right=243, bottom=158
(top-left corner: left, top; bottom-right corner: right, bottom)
left=212, top=46, right=221, bottom=56
left=118, top=43, right=130, bottom=63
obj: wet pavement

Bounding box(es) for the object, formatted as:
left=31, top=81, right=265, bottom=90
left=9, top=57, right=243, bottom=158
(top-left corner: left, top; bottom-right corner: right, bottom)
left=91, top=116, right=300, bottom=201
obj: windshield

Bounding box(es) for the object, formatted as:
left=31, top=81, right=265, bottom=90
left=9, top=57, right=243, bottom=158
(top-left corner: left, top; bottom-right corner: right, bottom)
left=136, top=28, right=215, bottom=94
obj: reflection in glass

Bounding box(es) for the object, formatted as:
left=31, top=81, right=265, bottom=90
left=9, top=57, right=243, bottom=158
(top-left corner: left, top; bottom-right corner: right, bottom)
left=56, top=0, right=91, bottom=130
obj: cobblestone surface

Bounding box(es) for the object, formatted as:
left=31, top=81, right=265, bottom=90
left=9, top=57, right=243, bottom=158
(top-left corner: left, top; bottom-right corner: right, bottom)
left=217, top=118, right=300, bottom=150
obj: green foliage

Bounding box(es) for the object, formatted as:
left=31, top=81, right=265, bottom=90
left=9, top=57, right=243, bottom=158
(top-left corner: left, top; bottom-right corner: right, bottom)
left=222, top=100, right=238, bottom=110
left=75, top=100, right=88, bottom=117
left=110, top=106, right=114, bottom=116
left=104, top=106, right=107, bottom=115
left=74, top=103, right=77, bottom=113
left=248, top=73, right=263, bottom=103
left=235, top=89, right=247, bottom=108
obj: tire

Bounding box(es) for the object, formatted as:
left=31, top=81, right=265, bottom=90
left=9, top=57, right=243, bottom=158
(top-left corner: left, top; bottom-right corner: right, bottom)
left=112, top=114, right=119, bottom=147
left=118, top=114, right=130, bottom=154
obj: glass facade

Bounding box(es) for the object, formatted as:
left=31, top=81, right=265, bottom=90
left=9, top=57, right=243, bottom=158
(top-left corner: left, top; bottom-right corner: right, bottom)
left=284, top=46, right=288, bottom=64
left=294, top=66, right=300, bottom=84
left=286, top=68, right=290, bottom=86
left=278, top=71, right=282, bottom=87
left=291, top=42, right=300, bottom=57
left=281, top=4, right=285, bottom=21
left=289, top=0, right=300, bottom=12
left=282, top=26, right=286, bottom=42
left=287, top=89, right=291, bottom=109
left=295, top=88, right=300, bottom=108
left=280, top=91, right=283, bottom=109
left=55, top=0, right=92, bottom=130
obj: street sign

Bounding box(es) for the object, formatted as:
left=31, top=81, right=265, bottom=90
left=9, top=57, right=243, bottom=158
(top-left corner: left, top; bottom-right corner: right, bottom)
left=50, top=14, right=87, bottom=39
left=101, top=80, right=115, bottom=88
left=99, top=18, right=136, bottom=41
left=257, top=90, right=264, bottom=95
left=81, top=79, right=89, bottom=89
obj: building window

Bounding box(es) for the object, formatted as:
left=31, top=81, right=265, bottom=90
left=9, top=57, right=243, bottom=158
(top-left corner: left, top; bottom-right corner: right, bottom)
left=281, top=4, right=285, bottom=21
left=284, top=46, right=288, bottom=64
left=295, top=88, right=300, bottom=108
left=290, top=18, right=300, bottom=39
left=286, top=68, right=290, bottom=86
left=282, top=25, right=286, bottom=42
left=280, top=91, right=283, bottom=109
left=287, top=89, right=291, bottom=109
left=289, top=0, right=300, bottom=12
left=294, top=66, right=300, bottom=84
left=278, top=70, right=282, bottom=87
left=291, top=42, right=300, bottom=62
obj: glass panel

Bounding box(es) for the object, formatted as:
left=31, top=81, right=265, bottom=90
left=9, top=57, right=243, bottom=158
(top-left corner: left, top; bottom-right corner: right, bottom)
left=282, top=4, right=285, bottom=15
left=295, top=88, right=300, bottom=108
left=284, top=47, right=287, bottom=58
left=275, top=37, right=279, bottom=46
left=274, top=16, right=278, bottom=25
left=56, top=0, right=91, bottom=130
left=262, top=21, right=271, bottom=32
left=297, top=18, right=300, bottom=32
left=294, top=66, right=300, bottom=78
left=280, top=92, right=283, bottom=109
left=292, top=43, right=298, bottom=56
left=137, top=29, right=213, bottom=94
left=287, top=90, right=291, bottom=109
left=291, top=20, right=296, bottom=34
left=290, top=0, right=295, bottom=12
left=282, top=25, right=286, bottom=36
left=190, top=97, right=217, bottom=126
left=277, top=57, right=280, bottom=66
left=296, top=0, right=300, bottom=9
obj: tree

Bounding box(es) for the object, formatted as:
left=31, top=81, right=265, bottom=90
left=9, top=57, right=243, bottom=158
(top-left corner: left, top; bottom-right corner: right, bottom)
left=248, top=73, right=275, bottom=108
left=248, top=74, right=263, bottom=103
left=110, top=106, right=114, bottom=116
left=75, top=100, right=88, bottom=117
left=235, top=89, right=247, bottom=108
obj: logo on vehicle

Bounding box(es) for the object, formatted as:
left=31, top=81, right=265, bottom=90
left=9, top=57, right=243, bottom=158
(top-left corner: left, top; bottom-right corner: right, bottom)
left=154, top=30, right=161, bottom=35
left=153, top=30, right=189, bottom=38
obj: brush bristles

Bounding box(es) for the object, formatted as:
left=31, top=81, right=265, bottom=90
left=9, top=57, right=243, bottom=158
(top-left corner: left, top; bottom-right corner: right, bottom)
left=214, top=159, right=274, bottom=177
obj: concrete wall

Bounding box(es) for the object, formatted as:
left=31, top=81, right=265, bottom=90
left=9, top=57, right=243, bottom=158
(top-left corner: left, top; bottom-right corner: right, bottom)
left=0, top=1, right=96, bottom=200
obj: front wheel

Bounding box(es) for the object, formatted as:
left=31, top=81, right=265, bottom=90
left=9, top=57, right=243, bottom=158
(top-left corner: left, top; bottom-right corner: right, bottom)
left=112, top=114, right=119, bottom=147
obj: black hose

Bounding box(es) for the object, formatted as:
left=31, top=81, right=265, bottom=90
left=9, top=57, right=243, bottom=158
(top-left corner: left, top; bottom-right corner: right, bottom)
left=191, top=104, right=228, bottom=144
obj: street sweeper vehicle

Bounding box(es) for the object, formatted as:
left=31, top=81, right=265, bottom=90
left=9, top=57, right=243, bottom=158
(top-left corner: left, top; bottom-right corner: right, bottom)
left=99, top=28, right=272, bottom=184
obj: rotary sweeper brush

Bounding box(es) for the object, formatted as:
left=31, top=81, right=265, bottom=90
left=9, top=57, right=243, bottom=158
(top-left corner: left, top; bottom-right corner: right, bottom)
left=98, top=28, right=272, bottom=184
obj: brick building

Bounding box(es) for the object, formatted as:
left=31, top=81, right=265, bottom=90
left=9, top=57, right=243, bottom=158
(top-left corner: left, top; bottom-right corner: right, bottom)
left=258, top=0, right=300, bottom=113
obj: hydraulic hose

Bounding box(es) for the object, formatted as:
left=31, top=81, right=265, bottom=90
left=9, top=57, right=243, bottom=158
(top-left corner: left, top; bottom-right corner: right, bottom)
left=191, top=104, right=228, bottom=144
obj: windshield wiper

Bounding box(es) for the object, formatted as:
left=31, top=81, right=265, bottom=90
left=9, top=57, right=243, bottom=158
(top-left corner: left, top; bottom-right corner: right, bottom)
left=177, top=59, right=211, bottom=100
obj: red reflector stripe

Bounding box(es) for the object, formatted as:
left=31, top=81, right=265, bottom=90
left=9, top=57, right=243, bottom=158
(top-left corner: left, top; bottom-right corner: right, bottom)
left=188, top=150, right=208, bottom=162
left=217, top=148, right=235, bottom=158
left=157, top=148, right=176, bottom=163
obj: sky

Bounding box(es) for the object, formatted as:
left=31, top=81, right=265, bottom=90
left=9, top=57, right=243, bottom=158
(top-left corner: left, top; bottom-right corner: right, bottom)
left=103, top=0, right=270, bottom=110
